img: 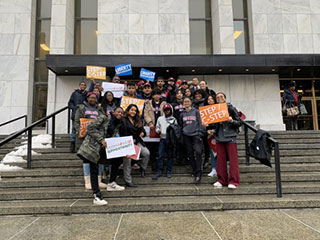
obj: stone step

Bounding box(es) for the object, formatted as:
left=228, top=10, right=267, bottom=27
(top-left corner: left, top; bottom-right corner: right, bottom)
left=0, top=183, right=319, bottom=201
left=0, top=172, right=319, bottom=188
left=0, top=194, right=319, bottom=216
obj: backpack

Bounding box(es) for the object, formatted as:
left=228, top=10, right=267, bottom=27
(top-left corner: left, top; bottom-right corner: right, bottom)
left=249, top=129, right=273, bottom=167
left=166, top=122, right=183, bottom=147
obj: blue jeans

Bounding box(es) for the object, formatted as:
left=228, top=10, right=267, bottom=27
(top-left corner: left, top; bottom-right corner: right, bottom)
left=83, top=163, right=104, bottom=176
left=210, top=148, right=217, bottom=169
left=157, top=139, right=173, bottom=173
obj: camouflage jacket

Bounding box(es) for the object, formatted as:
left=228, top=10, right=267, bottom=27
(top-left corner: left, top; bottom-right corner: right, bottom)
left=77, top=113, right=110, bottom=164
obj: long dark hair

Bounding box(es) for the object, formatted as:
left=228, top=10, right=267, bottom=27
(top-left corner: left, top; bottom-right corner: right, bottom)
left=101, top=91, right=114, bottom=108
left=204, top=95, right=216, bottom=106
left=125, top=104, right=143, bottom=128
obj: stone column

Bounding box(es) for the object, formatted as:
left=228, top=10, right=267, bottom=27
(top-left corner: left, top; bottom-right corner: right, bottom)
left=211, top=0, right=235, bottom=54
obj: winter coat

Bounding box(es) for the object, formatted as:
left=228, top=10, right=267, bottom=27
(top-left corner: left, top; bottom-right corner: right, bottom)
left=249, top=129, right=273, bottom=167
left=107, top=114, right=122, bottom=138
left=77, top=113, right=111, bottom=164
left=144, top=100, right=167, bottom=126
left=155, top=105, right=177, bottom=139
left=204, top=87, right=216, bottom=97
left=119, top=117, right=147, bottom=147
left=74, top=103, right=104, bottom=150
left=215, top=103, right=241, bottom=141
left=283, top=88, right=302, bottom=107
left=193, top=98, right=205, bottom=109
left=68, top=89, right=88, bottom=120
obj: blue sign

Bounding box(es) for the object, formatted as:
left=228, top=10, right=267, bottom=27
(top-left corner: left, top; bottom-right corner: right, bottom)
left=140, top=68, right=156, bottom=82
left=115, top=63, right=132, bottom=76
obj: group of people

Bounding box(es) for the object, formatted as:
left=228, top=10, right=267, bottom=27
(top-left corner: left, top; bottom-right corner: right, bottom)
left=68, top=76, right=241, bottom=205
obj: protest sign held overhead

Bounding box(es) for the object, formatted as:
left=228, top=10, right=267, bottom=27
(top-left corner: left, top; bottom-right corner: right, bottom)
left=78, top=118, right=94, bottom=138
left=86, top=66, right=106, bottom=80
left=199, top=103, right=229, bottom=126
left=140, top=68, right=155, bottom=82
left=120, top=96, right=145, bottom=115
left=115, top=63, right=132, bottom=76
left=102, top=82, right=125, bottom=98
left=105, top=136, right=136, bottom=159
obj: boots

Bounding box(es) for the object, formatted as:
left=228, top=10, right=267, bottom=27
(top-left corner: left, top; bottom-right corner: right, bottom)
left=84, top=176, right=92, bottom=190
left=98, top=176, right=108, bottom=189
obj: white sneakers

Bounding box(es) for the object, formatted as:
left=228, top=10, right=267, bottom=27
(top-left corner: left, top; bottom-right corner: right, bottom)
left=213, top=181, right=223, bottom=188
left=107, top=182, right=125, bottom=191
left=93, top=194, right=108, bottom=206
left=208, top=168, right=217, bottom=177
left=98, top=176, right=108, bottom=189
left=213, top=181, right=238, bottom=189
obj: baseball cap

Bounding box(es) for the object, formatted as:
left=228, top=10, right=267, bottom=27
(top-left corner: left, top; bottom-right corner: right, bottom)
left=163, top=104, right=172, bottom=111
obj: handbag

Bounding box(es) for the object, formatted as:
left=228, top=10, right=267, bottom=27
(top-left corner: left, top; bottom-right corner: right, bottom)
left=286, top=106, right=299, bottom=117
left=299, top=103, right=308, bottom=115
left=149, top=126, right=160, bottom=138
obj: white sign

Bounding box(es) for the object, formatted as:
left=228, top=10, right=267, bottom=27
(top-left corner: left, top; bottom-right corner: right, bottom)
left=102, top=82, right=125, bottom=98
left=105, top=136, right=135, bottom=159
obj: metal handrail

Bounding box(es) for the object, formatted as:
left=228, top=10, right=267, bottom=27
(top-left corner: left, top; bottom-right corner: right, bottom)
left=0, top=106, right=71, bottom=169
left=0, top=115, right=27, bottom=128
left=242, top=120, right=282, bottom=198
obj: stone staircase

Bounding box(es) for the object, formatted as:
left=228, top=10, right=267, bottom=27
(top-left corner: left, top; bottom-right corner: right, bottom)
left=0, top=131, right=320, bottom=216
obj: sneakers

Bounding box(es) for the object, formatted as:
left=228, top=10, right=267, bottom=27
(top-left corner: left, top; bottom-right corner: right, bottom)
left=213, top=181, right=223, bottom=188
left=132, top=163, right=140, bottom=170
left=166, top=172, right=172, bottom=178
left=107, top=182, right=125, bottom=191
left=93, top=193, right=108, bottom=206
left=208, top=168, right=217, bottom=177
left=152, top=171, right=162, bottom=180
left=228, top=184, right=237, bottom=189
left=98, top=176, right=108, bottom=189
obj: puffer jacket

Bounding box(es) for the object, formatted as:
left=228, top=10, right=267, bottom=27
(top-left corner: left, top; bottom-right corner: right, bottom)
left=77, top=113, right=110, bottom=164
left=155, top=104, right=177, bottom=139
left=144, top=100, right=167, bottom=126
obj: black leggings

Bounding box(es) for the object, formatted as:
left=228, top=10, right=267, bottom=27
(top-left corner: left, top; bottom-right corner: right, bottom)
left=78, top=155, right=100, bottom=195
left=183, top=135, right=203, bottom=177
left=109, top=157, right=123, bottom=183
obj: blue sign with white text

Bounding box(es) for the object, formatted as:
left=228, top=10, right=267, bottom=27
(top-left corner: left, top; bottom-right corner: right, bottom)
left=115, top=63, right=132, bottom=76
left=140, top=68, right=155, bottom=82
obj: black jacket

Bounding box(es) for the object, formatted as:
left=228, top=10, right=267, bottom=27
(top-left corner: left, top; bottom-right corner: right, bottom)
left=119, top=118, right=146, bottom=147
left=68, top=89, right=88, bottom=120
left=107, top=115, right=122, bottom=138
left=215, top=103, right=241, bottom=140
left=249, top=129, right=273, bottom=167
left=204, top=87, right=216, bottom=97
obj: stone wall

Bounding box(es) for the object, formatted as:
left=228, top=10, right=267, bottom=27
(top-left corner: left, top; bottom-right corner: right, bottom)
left=0, top=0, right=36, bottom=134
left=249, top=0, right=320, bottom=53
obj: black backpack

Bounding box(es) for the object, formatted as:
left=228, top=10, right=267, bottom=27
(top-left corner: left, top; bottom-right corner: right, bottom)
left=249, top=129, right=273, bottom=167
left=166, top=122, right=183, bottom=147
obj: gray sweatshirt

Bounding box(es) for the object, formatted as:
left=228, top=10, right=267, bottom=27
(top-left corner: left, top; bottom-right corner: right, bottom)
left=180, top=108, right=202, bottom=136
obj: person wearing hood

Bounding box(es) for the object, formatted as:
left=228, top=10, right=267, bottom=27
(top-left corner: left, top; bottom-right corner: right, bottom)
left=193, top=89, right=206, bottom=109
left=68, top=81, right=88, bottom=153
left=213, top=92, right=241, bottom=189
left=74, top=92, right=107, bottom=191
left=283, top=81, right=302, bottom=130
left=180, top=97, right=205, bottom=184
left=152, top=104, right=177, bottom=179
left=101, top=91, right=117, bottom=115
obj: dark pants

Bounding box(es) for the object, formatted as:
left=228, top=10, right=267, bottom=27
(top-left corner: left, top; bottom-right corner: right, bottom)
left=290, top=117, right=298, bottom=130
left=157, top=139, right=173, bottom=173
left=176, top=142, right=186, bottom=165
left=202, top=134, right=210, bottom=165
left=109, top=157, right=123, bottom=183
left=71, top=120, right=76, bottom=143
left=89, top=161, right=100, bottom=195
left=216, top=142, right=240, bottom=186
left=184, top=135, right=203, bottom=177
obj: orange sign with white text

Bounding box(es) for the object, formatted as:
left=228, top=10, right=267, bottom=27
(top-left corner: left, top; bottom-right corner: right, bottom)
left=79, top=118, right=94, bottom=138
left=199, top=103, right=229, bottom=126
left=120, top=96, right=145, bottom=115
left=86, top=65, right=106, bottom=80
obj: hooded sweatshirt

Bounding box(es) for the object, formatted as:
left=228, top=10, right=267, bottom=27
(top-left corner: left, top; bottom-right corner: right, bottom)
left=83, top=101, right=99, bottom=119
left=155, top=105, right=177, bottom=139
left=180, top=108, right=203, bottom=136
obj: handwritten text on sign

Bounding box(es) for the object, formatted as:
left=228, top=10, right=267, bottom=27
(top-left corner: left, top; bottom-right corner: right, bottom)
left=86, top=66, right=106, bottom=80
left=199, top=103, right=229, bottom=126
left=120, top=96, right=145, bottom=115
left=105, top=136, right=135, bottom=159
left=102, top=82, right=125, bottom=98
left=79, top=118, right=94, bottom=138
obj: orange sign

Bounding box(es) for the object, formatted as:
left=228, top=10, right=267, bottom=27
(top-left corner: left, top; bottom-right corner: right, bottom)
left=86, top=65, right=106, bottom=80
left=120, top=96, right=145, bottom=115
left=199, top=103, right=229, bottom=126
left=79, top=118, right=94, bottom=138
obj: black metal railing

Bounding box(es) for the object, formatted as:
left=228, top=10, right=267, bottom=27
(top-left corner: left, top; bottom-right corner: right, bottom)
left=0, top=107, right=71, bottom=169
left=0, top=115, right=27, bottom=129
left=242, top=121, right=282, bottom=198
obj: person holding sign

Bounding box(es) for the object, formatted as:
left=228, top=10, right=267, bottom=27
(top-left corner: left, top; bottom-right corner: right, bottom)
left=179, top=97, right=205, bottom=184
left=77, top=106, right=111, bottom=206
left=213, top=92, right=241, bottom=189
left=120, top=104, right=150, bottom=187
left=74, top=92, right=106, bottom=190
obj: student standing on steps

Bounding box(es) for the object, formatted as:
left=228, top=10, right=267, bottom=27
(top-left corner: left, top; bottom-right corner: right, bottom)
left=180, top=97, right=205, bottom=184
left=213, top=92, right=241, bottom=189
